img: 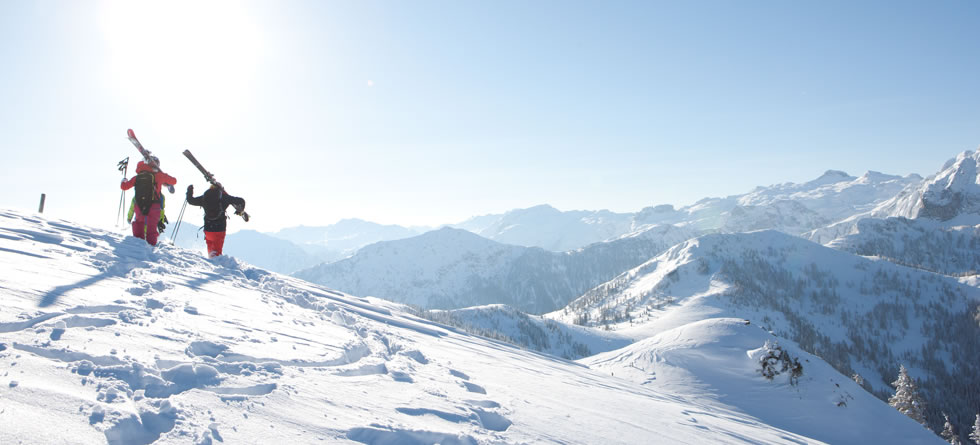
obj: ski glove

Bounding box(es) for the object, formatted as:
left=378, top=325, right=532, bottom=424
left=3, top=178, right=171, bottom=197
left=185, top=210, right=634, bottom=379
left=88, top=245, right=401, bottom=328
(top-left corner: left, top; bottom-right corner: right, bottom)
left=157, top=220, right=166, bottom=234
left=167, top=184, right=175, bottom=194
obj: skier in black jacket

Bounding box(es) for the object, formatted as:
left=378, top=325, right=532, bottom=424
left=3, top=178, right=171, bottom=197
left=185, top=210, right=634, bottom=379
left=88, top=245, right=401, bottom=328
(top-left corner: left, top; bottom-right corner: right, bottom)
left=186, top=184, right=246, bottom=258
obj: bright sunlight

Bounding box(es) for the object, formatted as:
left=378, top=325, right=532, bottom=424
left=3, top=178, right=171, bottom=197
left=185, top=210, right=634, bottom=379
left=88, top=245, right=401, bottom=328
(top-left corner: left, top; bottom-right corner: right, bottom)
left=99, top=0, right=265, bottom=136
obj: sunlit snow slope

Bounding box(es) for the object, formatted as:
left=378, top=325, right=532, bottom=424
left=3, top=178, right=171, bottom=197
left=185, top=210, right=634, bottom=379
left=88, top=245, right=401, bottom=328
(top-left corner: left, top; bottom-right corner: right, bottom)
left=0, top=209, right=924, bottom=444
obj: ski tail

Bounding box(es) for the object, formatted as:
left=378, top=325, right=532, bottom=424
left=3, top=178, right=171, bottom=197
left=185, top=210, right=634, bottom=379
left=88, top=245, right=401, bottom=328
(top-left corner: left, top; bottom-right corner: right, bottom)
left=182, top=149, right=218, bottom=186
left=127, top=129, right=159, bottom=169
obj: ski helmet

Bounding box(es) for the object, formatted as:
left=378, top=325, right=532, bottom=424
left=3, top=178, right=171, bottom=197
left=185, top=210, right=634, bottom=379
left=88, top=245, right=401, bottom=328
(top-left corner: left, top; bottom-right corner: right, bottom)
left=151, top=156, right=160, bottom=167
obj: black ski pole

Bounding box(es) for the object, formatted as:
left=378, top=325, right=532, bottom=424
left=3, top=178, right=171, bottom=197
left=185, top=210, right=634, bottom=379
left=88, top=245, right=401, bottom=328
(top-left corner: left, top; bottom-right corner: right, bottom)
left=171, top=198, right=188, bottom=245
left=116, top=157, right=129, bottom=226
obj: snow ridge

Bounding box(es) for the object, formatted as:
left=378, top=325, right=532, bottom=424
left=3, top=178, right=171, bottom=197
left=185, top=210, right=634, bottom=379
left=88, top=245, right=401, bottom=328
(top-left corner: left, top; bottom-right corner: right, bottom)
left=549, top=229, right=980, bottom=436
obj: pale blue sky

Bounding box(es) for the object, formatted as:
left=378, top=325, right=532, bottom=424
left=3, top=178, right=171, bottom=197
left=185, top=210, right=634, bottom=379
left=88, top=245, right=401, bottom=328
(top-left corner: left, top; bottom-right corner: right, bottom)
left=1, top=0, right=978, bottom=232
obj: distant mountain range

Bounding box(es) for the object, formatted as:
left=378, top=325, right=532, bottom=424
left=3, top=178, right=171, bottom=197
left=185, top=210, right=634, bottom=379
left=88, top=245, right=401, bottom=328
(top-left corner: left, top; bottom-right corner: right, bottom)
left=294, top=224, right=694, bottom=313
left=218, top=162, right=922, bottom=276
left=291, top=164, right=924, bottom=312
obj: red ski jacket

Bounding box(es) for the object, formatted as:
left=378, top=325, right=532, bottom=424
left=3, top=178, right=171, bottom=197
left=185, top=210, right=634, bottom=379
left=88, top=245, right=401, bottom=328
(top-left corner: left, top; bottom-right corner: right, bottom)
left=120, top=161, right=177, bottom=198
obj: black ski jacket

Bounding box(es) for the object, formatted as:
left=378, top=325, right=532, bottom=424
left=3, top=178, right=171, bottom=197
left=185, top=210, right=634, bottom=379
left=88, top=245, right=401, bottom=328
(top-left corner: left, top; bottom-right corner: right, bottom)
left=186, top=186, right=245, bottom=233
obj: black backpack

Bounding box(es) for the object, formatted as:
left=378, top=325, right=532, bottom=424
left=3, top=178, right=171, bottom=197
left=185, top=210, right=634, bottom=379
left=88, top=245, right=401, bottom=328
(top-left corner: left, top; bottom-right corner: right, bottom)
left=133, top=171, right=157, bottom=215
left=203, top=187, right=226, bottom=221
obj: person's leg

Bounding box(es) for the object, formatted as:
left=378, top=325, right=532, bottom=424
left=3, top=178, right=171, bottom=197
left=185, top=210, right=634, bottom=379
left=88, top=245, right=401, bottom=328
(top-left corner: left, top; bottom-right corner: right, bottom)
left=204, top=231, right=220, bottom=258
left=145, top=203, right=162, bottom=246
left=131, top=210, right=145, bottom=239
left=212, top=231, right=226, bottom=256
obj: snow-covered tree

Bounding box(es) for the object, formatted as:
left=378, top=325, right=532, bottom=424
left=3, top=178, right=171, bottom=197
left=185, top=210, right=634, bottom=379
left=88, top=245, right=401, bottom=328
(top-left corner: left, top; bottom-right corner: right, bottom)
left=970, top=413, right=980, bottom=444
left=888, top=365, right=928, bottom=427
left=851, top=373, right=864, bottom=386
left=758, top=340, right=803, bottom=386
left=942, top=412, right=962, bottom=444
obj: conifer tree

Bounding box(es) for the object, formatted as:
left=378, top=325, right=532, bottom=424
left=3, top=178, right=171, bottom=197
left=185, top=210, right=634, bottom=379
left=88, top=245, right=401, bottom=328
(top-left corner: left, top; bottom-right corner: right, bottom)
left=888, top=365, right=928, bottom=427
left=851, top=373, right=864, bottom=386
left=942, top=412, right=962, bottom=445
left=969, top=413, right=980, bottom=445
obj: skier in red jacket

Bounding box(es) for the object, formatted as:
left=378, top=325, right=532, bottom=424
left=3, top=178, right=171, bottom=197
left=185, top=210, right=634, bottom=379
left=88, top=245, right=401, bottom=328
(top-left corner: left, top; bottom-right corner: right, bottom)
left=120, top=158, right=177, bottom=246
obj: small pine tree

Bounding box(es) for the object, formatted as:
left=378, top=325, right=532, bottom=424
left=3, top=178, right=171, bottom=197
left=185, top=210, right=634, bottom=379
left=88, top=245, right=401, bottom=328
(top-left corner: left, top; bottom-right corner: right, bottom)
left=851, top=373, right=864, bottom=386
left=888, top=365, right=928, bottom=427
left=970, top=413, right=980, bottom=445
left=942, top=412, right=962, bottom=445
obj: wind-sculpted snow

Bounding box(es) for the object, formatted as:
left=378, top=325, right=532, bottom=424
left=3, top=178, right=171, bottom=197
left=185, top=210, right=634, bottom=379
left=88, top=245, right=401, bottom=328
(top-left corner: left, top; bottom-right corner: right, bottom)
left=552, top=230, right=979, bottom=438
left=7, top=208, right=932, bottom=444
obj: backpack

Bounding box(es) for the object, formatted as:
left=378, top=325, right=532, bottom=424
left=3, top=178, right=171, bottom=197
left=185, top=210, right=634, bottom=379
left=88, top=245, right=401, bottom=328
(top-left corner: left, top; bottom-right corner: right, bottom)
left=203, top=187, right=227, bottom=221
left=133, top=171, right=157, bottom=215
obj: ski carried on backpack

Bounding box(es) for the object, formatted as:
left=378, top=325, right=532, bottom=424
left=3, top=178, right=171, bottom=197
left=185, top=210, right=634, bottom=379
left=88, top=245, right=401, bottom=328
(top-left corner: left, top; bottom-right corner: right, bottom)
left=127, top=128, right=160, bottom=169
left=182, top=149, right=250, bottom=222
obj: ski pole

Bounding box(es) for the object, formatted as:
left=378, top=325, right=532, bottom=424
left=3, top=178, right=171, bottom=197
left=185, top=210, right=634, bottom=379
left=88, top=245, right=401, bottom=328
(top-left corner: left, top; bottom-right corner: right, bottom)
left=115, top=157, right=129, bottom=226
left=171, top=198, right=188, bottom=245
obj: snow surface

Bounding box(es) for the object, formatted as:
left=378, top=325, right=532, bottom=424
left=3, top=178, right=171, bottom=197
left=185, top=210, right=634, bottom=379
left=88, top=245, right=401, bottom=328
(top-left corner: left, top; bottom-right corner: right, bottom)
left=0, top=209, right=947, bottom=444
left=584, top=318, right=943, bottom=445
left=546, top=228, right=979, bottom=439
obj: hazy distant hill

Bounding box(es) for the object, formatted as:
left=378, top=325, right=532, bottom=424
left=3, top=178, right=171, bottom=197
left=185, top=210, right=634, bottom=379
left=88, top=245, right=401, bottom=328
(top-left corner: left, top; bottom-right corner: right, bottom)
left=295, top=224, right=695, bottom=313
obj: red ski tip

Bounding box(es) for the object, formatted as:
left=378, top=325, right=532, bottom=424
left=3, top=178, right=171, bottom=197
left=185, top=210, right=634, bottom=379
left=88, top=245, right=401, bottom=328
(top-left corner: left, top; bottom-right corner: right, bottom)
left=127, top=128, right=136, bottom=138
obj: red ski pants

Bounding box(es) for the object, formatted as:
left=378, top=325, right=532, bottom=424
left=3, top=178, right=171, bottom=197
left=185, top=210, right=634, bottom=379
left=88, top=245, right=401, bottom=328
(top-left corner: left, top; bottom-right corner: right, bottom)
left=205, top=231, right=226, bottom=258
left=131, top=203, right=161, bottom=246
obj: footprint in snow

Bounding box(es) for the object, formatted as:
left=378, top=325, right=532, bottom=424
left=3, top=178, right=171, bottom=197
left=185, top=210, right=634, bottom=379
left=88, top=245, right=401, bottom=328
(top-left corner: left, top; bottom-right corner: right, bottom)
left=347, top=426, right=478, bottom=445
left=389, top=403, right=513, bottom=435
left=461, top=382, right=486, bottom=394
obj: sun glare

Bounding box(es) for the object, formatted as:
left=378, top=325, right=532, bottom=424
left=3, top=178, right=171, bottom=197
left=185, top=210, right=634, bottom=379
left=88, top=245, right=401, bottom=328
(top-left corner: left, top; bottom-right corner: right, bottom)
left=99, top=0, right=265, bottom=136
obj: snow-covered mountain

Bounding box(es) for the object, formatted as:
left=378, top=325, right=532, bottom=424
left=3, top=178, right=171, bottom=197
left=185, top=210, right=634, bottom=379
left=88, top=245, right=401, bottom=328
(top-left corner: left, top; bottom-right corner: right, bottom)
left=807, top=151, right=980, bottom=270
left=0, top=208, right=949, bottom=444
left=159, top=224, right=341, bottom=275
left=222, top=230, right=342, bottom=275
left=874, top=150, right=980, bottom=224
left=273, top=218, right=424, bottom=254
left=738, top=170, right=921, bottom=223
left=294, top=224, right=695, bottom=313
left=457, top=168, right=920, bottom=253
left=452, top=204, right=636, bottom=252
left=669, top=169, right=920, bottom=236
left=825, top=217, right=980, bottom=276
left=175, top=218, right=425, bottom=275
left=720, top=199, right=829, bottom=234
left=547, top=230, right=980, bottom=437
left=0, top=211, right=942, bottom=445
